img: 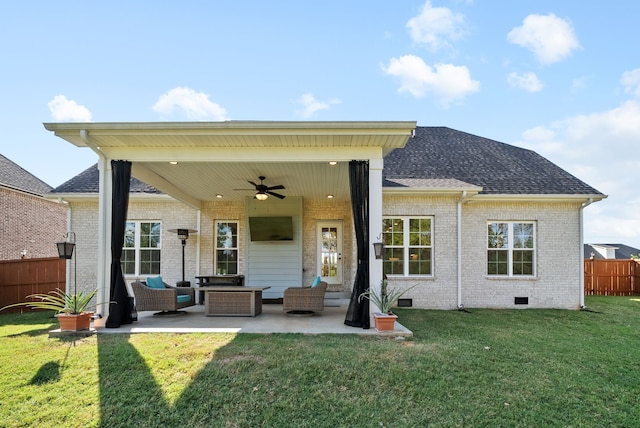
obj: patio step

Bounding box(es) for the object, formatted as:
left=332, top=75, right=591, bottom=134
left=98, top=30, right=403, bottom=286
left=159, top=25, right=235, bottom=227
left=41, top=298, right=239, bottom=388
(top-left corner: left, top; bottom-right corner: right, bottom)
left=324, top=291, right=351, bottom=307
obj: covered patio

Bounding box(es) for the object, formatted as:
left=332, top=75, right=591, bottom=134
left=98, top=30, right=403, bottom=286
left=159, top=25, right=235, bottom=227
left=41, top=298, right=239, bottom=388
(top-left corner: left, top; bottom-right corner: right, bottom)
left=44, top=121, right=417, bottom=331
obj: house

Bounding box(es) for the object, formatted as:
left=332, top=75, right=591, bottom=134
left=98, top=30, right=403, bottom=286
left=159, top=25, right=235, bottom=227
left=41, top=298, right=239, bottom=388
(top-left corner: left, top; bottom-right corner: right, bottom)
left=44, top=122, right=606, bottom=327
left=584, top=244, right=640, bottom=260
left=0, top=154, right=67, bottom=260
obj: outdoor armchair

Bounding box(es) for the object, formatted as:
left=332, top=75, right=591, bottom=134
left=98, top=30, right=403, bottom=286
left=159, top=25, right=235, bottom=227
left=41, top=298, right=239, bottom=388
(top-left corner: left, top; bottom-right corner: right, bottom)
left=283, top=281, right=327, bottom=314
left=131, top=280, right=195, bottom=314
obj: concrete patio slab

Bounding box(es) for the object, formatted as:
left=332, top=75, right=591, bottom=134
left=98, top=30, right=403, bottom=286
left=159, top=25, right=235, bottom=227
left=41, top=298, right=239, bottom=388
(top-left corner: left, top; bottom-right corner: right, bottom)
left=93, top=303, right=413, bottom=337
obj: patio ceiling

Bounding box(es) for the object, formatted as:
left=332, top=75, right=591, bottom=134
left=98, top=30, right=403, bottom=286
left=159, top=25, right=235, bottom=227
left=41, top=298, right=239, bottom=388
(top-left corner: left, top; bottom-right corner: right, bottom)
left=44, top=121, right=417, bottom=208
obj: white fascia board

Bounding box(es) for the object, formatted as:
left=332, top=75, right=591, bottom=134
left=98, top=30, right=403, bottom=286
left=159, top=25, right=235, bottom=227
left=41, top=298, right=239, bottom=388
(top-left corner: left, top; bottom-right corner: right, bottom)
left=98, top=146, right=384, bottom=163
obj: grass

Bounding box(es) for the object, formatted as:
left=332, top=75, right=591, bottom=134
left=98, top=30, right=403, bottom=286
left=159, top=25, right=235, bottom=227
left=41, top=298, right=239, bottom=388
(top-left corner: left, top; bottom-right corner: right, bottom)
left=1, top=296, right=639, bottom=427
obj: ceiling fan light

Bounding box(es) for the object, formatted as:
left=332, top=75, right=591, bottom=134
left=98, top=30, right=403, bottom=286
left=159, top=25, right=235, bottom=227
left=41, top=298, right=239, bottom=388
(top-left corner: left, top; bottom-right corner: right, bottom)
left=255, top=192, right=268, bottom=201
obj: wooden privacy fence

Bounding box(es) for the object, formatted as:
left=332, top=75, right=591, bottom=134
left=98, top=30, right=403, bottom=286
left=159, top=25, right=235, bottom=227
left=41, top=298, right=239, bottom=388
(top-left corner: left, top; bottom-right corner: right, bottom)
left=0, top=257, right=66, bottom=313
left=584, top=259, right=640, bottom=296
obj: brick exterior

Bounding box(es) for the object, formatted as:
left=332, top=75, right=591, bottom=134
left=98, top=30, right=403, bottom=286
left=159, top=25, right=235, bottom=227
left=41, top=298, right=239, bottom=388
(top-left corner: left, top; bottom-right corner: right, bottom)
left=381, top=196, right=583, bottom=310
left=0, top=187, right=68, bottom=260
left=69, top=195, right=584, bottom=310
left=460, top=201, right=582, bottom=310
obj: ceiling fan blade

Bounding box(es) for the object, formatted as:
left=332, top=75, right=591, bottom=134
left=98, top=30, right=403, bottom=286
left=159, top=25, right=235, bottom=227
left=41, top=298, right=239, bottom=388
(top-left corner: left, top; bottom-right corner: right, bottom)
left=267, top=191, right=286, bottom=199
left=248, top=181, right=259, bottom=187
left=267, top=184, right=285, bottom=190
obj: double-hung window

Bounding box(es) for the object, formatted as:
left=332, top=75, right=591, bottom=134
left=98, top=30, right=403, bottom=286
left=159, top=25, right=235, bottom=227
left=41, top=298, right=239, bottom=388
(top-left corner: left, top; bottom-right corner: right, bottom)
left=487, top=221, right=535, bottom=276
left=122, top=221, right=161, bottom=276
left=215, top=221, right=238, bottom=275
left=382, top=217, right=433, bottom=276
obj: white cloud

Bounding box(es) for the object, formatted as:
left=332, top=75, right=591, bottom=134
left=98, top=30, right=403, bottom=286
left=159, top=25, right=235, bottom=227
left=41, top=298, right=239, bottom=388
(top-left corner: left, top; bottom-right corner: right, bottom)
left=382, top=54, right=479, bottom=107
left=517, top=100, right=640, bottom=245
left=406, top=0, right=465, bottom=51
left=621, top=68, right=640, bottom=96
left=507, top=13, right=580, bottom=64
left=48, top=95, right=92, bottom=122
left=294, top=93, right=341, bottom=118
left=152, top=87, right=229, bottom=121
left=507, top=72, right=544, bottom=92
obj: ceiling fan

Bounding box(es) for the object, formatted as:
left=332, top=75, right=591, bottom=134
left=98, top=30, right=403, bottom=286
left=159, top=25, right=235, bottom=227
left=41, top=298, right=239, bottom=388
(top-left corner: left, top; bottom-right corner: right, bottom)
left=235, top=176, right=286, bottom=200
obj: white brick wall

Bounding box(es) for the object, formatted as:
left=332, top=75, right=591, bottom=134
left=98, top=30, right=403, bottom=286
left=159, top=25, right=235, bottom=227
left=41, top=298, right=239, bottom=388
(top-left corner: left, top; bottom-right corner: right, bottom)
left=69, top=194, right=584, bottom=310
left=460, top=201, right=583, bottom=309
left=383, top=194, right=459, bottom=309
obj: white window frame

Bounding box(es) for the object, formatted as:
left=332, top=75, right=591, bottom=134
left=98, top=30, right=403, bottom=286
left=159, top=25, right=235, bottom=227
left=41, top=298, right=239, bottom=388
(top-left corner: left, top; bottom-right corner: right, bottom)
left=487, top=221, right=536, bottom=277
left=214, top=220, right=239, bottom=275
left=382, top=216, right=433, bottom=277
left=122, top=220, right=162, bottom=277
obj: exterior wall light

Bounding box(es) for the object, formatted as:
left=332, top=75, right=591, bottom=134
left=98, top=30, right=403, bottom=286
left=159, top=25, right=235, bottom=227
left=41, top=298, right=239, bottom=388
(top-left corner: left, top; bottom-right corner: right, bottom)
left=373, top=241, right=385, bottom=259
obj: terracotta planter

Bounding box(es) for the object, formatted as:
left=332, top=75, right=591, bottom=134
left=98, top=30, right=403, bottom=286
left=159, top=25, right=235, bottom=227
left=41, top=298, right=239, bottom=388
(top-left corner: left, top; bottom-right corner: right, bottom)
left=55, top=312, right=92, bottom=331
left=373, top=313, right=397, bottom=332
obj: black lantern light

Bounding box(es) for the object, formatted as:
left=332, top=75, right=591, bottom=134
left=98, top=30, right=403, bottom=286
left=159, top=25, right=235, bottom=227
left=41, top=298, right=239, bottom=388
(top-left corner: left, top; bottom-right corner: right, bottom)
left=56, top=232, right=76, bottom=260
left=56, top=232, right=78, bottom=309
left=373, top=242, right=385, bottom=259
left=372, top=232, right=385, bottom=260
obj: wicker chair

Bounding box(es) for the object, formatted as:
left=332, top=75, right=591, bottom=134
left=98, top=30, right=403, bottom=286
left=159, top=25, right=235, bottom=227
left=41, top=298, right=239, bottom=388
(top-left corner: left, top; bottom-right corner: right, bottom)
left=131, top=281, right=195, bottom=315
left=283, top=281, right=327, bottom=314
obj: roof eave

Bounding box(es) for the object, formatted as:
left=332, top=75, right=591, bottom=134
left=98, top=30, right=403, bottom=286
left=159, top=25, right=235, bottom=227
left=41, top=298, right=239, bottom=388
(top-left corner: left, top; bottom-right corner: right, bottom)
left=383, top=186, right=483, bottom=196
left=45, top=192, right=172, bottom=202
left=472, top=193, right=608, bottom=203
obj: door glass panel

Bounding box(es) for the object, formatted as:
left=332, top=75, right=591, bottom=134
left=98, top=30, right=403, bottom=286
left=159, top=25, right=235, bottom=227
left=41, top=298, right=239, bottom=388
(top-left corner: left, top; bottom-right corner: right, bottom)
left=321, top=227, right=338, bottom=278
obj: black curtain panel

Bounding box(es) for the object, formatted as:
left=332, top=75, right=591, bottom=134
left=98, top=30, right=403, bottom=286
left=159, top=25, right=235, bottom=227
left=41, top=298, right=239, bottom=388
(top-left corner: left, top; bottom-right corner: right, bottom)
left=344, top=160, right=370, bottom=329
left=106, top=160, right=134, bottom=328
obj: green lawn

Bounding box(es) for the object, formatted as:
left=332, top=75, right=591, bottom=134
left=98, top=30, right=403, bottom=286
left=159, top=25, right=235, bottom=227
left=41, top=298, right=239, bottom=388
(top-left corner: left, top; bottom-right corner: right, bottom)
left=1, top=296, right=639, bottom=427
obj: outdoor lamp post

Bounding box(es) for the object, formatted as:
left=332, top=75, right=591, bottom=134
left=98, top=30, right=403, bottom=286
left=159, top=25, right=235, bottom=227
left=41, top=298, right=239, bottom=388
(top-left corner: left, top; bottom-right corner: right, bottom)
left=56, top=231, right=77, bottom=301
left=169, top=228, right=198, bottom=287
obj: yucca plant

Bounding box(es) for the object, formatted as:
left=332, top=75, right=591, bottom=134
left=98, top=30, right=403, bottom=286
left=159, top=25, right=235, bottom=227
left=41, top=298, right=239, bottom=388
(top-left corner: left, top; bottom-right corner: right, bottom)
left=1, top=288, right=100, bottom=315
left=359, top=279, right=417, bottom=314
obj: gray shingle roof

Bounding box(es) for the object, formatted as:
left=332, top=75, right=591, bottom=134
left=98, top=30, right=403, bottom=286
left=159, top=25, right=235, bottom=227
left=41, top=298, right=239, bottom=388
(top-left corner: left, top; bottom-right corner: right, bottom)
left=50, top=164, right=161, bottom=194
left=49, top=126, right=604, bottom=197
left=0, top=154, right=52, bottom=195
left=383, top=127, right=603, bottom=195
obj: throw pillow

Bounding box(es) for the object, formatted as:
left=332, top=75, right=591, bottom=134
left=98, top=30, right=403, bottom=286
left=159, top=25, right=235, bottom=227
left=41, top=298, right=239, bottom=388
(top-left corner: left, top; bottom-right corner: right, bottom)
left=146, top=276, right=165, bottom=289
left=311, top=276, right=321, bottom=287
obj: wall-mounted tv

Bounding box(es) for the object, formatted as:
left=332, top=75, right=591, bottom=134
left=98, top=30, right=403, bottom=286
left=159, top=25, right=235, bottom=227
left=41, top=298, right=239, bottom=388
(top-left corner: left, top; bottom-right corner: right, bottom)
left=248, top=216, right=294, bottom=241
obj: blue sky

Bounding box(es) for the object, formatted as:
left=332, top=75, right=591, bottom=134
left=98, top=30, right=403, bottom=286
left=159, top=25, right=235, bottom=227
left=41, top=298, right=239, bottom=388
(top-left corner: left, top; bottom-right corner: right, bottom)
left=2, top=1, right=639, bottom=248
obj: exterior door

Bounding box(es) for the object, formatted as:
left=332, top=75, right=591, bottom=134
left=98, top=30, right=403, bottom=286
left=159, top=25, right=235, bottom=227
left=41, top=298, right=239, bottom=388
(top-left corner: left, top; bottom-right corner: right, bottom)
left=317, top=221, right=343, bottom=285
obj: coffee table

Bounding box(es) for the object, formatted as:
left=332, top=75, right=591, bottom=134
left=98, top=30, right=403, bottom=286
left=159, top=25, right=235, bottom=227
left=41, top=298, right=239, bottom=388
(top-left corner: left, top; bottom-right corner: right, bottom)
left=201, top=286, right=271, bottom=317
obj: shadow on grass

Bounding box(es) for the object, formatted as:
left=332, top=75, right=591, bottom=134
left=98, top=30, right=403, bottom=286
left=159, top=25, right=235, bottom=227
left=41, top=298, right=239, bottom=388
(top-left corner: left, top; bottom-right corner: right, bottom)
left=29, top=361, right=61, bottom=385
left=98, top=334, right=176, bottom=427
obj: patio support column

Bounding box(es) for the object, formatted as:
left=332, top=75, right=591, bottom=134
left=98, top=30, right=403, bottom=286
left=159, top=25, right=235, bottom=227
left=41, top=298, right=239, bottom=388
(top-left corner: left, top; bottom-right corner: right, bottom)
left=369, top=157, right=384, bottom=316
left=94, top=155, right=112, bottom=327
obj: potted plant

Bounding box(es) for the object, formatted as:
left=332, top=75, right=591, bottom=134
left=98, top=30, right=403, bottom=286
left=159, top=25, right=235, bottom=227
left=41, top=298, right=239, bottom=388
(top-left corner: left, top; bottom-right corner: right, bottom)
left=1, top=288, right=103, bottom=331
left=359, top=279, right=417, bottom=332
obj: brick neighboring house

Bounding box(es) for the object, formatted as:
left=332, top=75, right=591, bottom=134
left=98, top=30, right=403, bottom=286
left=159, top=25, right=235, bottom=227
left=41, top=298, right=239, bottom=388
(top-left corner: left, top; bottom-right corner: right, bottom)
left=46, top=122, right=606, bottom=314
left=0, top=154, right=68, bottom=260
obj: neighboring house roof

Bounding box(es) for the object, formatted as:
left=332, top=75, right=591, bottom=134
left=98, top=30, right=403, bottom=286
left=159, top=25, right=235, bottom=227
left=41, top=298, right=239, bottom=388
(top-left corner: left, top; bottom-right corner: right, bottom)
left=50, top=164, right=162, bottom=194
left=0, top=154, right=52, bottom=195
left=383, top=127, right=603, bottom=195
left=584, top=244, right=640, bottom=260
